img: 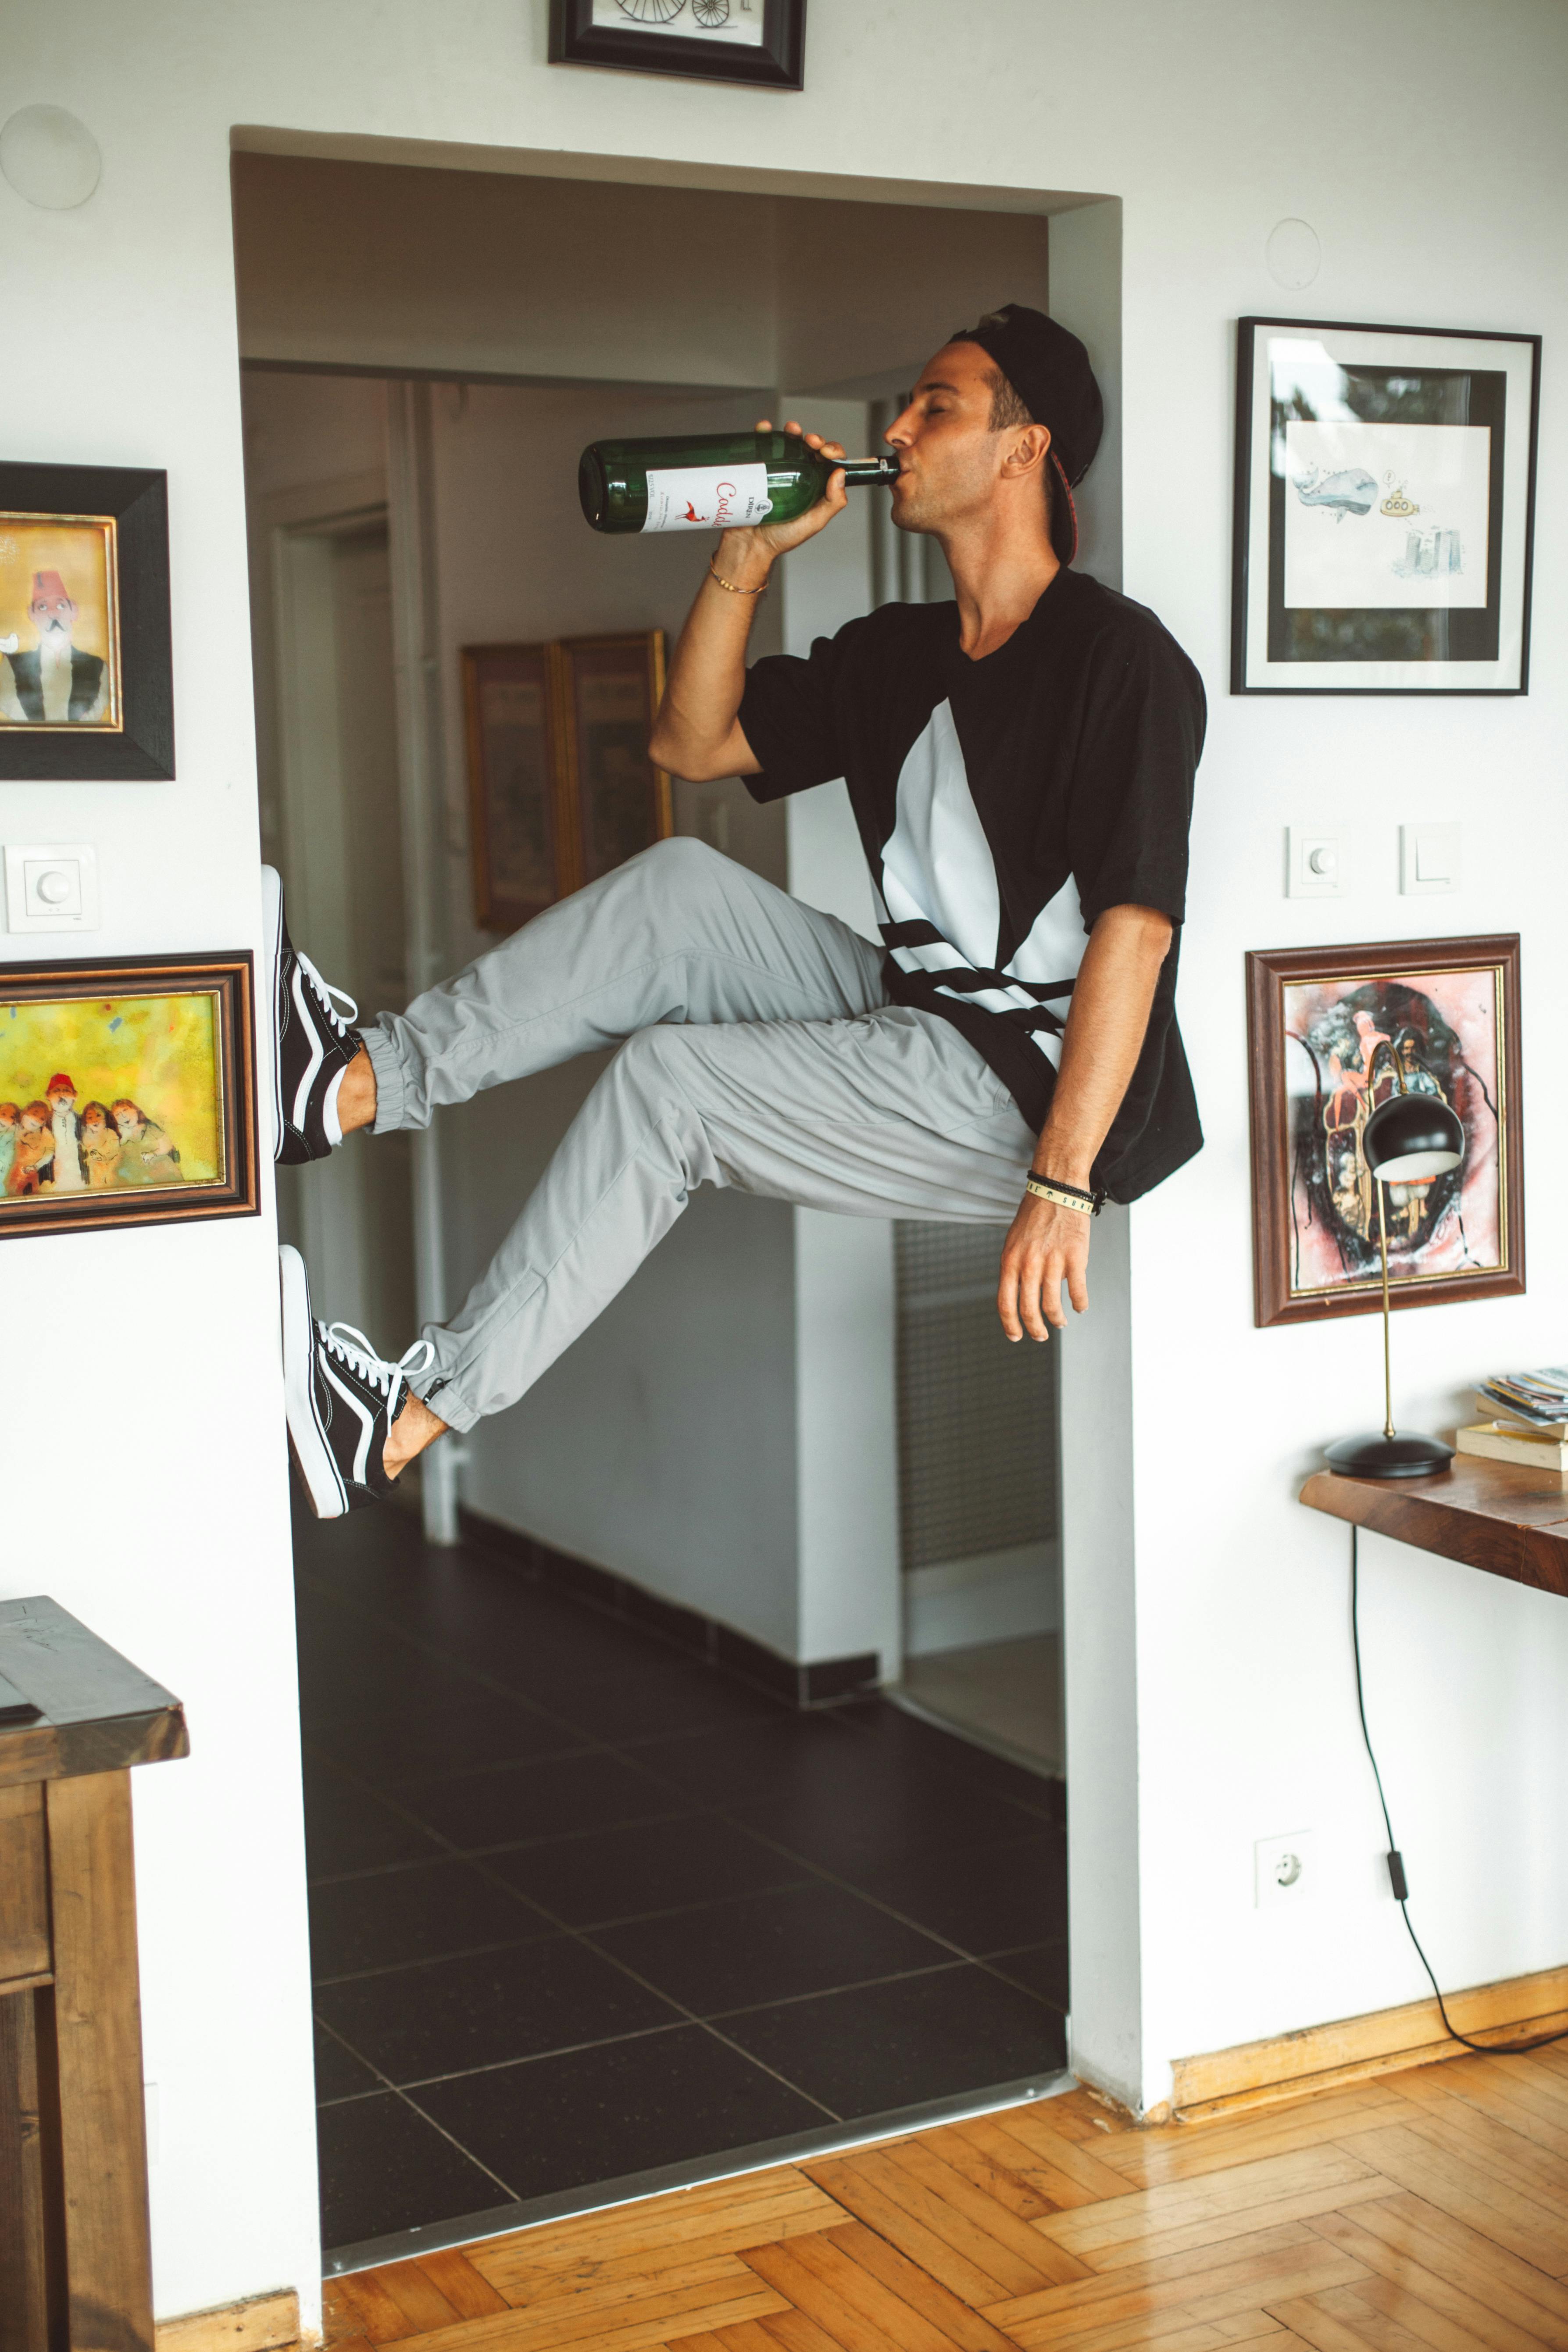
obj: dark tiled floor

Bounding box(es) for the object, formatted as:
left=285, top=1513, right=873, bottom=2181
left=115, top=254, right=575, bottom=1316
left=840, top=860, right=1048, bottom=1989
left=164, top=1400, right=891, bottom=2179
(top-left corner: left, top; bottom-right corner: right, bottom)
left=296, top=1501, right=1068, bottom=2256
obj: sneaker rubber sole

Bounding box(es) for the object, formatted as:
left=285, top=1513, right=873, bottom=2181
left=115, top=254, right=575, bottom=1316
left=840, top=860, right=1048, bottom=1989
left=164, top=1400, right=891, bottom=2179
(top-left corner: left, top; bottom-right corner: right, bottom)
left=279, top=1244, right=347, bottom=1519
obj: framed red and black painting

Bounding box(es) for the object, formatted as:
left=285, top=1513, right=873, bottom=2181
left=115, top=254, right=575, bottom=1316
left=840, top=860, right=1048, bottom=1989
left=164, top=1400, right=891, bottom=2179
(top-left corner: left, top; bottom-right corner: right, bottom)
left=1246, top=933, right=1523, bottom=1328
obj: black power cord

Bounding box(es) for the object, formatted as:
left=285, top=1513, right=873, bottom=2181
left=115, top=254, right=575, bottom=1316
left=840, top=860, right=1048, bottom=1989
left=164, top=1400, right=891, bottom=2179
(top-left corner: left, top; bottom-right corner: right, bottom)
left=1350, top=1526, right=1566, bottom=2055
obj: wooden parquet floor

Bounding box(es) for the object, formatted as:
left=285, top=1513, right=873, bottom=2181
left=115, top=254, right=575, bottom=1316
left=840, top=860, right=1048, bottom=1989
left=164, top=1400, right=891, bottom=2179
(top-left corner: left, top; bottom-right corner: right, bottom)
left=322, top=2045, right=1568, bottom=2352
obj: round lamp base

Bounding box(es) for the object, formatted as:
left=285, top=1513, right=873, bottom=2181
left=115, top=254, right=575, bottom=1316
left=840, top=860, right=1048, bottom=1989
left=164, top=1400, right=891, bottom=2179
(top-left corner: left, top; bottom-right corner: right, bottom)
left=1324, top=1430, right=1455, bottom=1480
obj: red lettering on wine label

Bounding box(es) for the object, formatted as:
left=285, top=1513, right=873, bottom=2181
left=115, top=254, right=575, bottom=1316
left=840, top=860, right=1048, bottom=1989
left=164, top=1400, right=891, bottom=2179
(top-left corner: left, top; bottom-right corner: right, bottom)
left=643, top=463, right=772, bottom=534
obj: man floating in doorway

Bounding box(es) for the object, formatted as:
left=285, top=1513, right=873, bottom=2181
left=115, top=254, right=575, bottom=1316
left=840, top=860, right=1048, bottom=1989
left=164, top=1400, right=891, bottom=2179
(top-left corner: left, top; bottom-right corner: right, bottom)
left=270, top=304, right=1205, bottom=1518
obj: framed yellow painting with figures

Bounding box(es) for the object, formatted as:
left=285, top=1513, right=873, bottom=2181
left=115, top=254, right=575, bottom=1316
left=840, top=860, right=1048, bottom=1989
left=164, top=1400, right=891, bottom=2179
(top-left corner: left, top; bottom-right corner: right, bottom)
left=0, top=952, right=259, bottom=1239
left=0, top=511, right=121, bottom=732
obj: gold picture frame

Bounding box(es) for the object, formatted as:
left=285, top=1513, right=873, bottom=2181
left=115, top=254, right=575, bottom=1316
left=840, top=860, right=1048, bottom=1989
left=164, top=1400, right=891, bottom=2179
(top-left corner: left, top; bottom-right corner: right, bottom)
left=0, top=511, right=121, bottom=733
left=462, top=630, right=672, bottom=933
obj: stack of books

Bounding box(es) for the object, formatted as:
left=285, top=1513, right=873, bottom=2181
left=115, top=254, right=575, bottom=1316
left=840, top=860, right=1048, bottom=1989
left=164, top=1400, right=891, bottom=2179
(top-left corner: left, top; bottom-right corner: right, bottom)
left=1457, top=1367, right=1568, bottom=1469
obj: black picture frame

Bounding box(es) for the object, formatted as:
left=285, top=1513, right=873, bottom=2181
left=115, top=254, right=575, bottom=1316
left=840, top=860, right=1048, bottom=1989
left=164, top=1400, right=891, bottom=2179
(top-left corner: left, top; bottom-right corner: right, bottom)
left=0, top=461, right=174, bottom=778
left=1232, top=318, right=1541, bottom=696
left=549, top=0, right=805, bottom=89
left=0, top=950, right=258, bottom=1241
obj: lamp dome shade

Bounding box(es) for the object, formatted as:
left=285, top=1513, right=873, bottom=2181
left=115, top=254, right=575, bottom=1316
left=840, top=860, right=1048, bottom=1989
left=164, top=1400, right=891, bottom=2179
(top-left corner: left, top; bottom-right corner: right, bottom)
left=1363, top=1092, right=1464, bottom=1182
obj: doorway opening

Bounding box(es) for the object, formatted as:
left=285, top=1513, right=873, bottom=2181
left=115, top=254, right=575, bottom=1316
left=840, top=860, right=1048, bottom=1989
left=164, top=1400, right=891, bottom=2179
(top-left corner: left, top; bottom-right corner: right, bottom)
left=893, top=1222, right=1063, bottom=1775
left=237, top=141, right=1100, bottom=2267
left=268, top=501, right=415, bottom=1351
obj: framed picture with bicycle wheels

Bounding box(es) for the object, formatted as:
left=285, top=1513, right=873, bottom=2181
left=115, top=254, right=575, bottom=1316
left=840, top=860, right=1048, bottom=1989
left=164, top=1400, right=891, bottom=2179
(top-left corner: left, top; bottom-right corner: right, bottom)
left=548, top=0, right=806, bottom=89
left=1246, top=933, right=1523, bottom=1328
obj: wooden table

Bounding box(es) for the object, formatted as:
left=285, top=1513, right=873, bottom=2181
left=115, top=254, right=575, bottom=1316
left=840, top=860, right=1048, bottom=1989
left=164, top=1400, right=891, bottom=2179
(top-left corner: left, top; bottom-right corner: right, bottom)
left=1300, top=1452, right=1568, bottom=1599
left=0, top=1596, right=189, bottom=2352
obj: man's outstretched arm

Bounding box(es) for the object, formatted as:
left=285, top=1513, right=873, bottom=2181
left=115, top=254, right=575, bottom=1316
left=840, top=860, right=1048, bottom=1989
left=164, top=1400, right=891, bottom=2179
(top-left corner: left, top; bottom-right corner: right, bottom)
left=997, top=903, right=1173, bottom=1342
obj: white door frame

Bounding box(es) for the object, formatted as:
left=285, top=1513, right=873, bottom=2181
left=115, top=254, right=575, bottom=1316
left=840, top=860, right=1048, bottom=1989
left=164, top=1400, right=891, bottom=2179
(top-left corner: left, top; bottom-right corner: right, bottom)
left=262, top=447, right=461, bottom=1545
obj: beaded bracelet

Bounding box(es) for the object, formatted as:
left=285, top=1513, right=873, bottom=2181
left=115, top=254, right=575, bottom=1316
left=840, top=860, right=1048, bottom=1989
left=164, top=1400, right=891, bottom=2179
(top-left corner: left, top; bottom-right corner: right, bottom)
left=708, top=561, right=769, bottom=597
left=1024, top=1174, right=1104, bottom=1216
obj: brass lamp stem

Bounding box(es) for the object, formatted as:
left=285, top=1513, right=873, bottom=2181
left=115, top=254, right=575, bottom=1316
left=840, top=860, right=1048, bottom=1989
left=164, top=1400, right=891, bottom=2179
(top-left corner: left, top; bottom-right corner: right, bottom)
left=1377, top=1179, right=1394, bottom=1441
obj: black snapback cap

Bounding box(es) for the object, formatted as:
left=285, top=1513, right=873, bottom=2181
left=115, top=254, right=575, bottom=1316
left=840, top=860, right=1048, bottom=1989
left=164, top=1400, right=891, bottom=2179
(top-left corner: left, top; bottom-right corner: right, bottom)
left=950, top=302, right=1104, bottom=561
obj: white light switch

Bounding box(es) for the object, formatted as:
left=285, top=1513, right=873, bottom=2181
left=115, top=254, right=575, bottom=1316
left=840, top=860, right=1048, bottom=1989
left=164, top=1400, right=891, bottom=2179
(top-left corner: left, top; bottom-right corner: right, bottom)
left=4, top=842, right=100, bottom=933
left=1400, top=822, right=1461, bottom=896
left=1287, top=827, right=1343, bottom=898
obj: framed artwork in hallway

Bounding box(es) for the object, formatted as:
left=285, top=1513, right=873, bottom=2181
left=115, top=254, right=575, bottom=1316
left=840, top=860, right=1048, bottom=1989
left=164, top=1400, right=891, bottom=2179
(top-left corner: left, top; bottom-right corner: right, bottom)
left=549, top=0, right=806, bottom=90
left=0, top=951, right=259, bottom=1238
left=557, top=631, right=674, bottom=891
left=462, top=631, right=673, bottom=933
left=462, top=642, right=565, bottom=933
left=1232, top=318, right=1541, bottom=693
left=1246, top=933, right=1523, bottom=1328
left=0, top=461, right=174, bottom=778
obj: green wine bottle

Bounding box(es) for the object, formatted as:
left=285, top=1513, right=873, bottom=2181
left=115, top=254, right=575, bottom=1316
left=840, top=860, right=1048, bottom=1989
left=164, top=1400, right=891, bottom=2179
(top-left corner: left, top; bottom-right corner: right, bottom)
left=579, top=431, right=899, bottom=535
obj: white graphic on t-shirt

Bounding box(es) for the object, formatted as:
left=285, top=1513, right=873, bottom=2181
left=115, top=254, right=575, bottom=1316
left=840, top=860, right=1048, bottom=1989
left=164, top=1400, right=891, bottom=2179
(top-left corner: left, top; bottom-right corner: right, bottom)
left=878, top=700, right=1085, bottom=1067
left=881, top=700, right=998, bottom=963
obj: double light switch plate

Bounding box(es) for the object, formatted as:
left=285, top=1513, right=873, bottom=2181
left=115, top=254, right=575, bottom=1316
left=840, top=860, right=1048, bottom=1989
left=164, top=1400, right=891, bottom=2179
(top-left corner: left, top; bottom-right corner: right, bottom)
left=4, top=843, right=100, bottom=933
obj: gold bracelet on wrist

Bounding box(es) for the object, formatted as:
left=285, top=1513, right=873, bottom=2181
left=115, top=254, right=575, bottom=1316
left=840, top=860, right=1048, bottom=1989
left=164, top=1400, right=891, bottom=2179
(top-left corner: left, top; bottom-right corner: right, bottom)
left=707, top=560, right=769, bottom=597
left=1024, top=1174, right=1101, bottom=1216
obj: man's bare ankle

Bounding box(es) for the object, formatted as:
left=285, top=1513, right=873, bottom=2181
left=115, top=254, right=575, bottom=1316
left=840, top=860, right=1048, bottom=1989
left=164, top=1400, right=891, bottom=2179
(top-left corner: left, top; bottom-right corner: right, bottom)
left=337, top=1046, right=378, bottom=1137
left=384, top=1392, right=448, bottom=1480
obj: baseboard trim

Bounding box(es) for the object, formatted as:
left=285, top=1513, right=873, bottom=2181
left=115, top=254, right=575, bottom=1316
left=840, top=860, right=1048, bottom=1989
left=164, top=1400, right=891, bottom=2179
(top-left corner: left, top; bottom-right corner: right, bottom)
left=1171, top=1959, right=1568, bottom=2120
left=457, top=1506, right=879, bottom=1708
left=904, top=1541, right=1059, bottom=1657
left=156, top=2289, right=304, bottom=2352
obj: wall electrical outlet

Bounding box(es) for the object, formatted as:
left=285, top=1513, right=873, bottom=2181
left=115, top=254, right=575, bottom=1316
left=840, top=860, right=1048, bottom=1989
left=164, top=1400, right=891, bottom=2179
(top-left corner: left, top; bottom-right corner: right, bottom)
left=1255, top=1829, right=1318, bottom=1908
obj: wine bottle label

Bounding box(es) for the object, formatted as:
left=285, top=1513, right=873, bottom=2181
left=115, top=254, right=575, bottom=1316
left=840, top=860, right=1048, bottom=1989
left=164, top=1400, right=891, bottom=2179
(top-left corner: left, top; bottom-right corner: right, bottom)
left=642, top=463, right=773, bottom=534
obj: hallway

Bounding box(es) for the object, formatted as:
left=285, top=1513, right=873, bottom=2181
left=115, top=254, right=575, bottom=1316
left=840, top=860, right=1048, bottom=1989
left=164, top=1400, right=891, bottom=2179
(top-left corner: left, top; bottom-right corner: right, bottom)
left=296, top=1505, right=1068, bottom=2262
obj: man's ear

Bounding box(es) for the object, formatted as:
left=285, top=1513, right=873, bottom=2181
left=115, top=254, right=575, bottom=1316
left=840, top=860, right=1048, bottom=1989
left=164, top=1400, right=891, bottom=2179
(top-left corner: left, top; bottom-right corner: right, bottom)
left=1003, top=423, right=1052, bottom=479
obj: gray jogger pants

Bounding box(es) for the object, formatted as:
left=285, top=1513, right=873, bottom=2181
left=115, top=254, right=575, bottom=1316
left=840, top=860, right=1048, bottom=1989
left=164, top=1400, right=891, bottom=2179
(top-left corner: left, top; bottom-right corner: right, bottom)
left=360, top=838, right=1036, bottom=1432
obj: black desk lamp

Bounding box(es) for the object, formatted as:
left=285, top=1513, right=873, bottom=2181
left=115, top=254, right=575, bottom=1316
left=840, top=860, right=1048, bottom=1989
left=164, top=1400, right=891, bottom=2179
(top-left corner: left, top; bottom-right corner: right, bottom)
left=1325, top=1042, right=1466, bottom=1480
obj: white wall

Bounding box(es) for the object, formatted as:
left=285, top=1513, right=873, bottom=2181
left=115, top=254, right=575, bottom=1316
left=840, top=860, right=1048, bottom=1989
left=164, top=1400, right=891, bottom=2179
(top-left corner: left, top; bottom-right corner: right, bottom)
left=4, top=0, right=1567, bottom=2318
left=1109, top=14, right=1568, bottom=2109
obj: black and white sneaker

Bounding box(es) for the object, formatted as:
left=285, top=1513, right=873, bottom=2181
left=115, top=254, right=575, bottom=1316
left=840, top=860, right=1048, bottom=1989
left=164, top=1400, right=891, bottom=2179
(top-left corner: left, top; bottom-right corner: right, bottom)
left=279, top=1244, right=436, bottom=1519
left=262, top=866, right=361, bottom=1165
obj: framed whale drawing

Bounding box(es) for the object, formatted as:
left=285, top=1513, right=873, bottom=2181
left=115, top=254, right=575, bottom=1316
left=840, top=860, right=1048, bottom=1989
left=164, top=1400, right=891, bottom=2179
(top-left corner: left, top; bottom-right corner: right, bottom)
left=1232, top=318, right=1540, bottom=693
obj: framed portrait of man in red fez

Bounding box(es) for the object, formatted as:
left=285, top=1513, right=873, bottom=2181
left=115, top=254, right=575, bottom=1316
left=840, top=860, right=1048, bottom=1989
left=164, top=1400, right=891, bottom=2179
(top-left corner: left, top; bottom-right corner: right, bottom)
left=0, top=461, right=173, bottom=780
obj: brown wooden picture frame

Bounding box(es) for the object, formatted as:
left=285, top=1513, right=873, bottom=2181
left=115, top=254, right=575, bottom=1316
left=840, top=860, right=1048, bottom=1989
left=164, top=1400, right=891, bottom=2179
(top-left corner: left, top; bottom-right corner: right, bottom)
left=1246, top=933, right=1523, bottom=1328
left=461, top=642, right=567, bottom=933
left=0, top=951, right=258, bottom=1240
left=463, top=631, right=672, bottom=932
left=556, top=631, right=673, bottom=896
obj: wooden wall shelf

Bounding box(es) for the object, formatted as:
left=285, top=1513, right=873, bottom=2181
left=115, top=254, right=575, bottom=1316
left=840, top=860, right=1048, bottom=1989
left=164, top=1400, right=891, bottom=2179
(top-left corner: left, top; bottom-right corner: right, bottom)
left=1300, top=1453, right=1568, bottom=1599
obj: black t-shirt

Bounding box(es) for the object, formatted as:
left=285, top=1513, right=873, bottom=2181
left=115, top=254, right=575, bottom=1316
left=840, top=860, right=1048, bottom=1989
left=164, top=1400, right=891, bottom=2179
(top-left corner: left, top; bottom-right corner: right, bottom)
left=737, top=567, right=1206, bottom=1202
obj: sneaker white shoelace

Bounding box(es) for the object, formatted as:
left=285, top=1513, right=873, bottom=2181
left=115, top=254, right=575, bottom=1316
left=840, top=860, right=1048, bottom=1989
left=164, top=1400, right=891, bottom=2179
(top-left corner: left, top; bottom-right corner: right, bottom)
left=295, top=948, right=359, bottom=1041
left=322, top=1323, right=436, bottom=1425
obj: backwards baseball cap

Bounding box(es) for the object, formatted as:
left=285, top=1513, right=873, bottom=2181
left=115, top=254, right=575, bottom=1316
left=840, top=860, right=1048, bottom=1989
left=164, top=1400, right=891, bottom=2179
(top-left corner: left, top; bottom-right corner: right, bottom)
left=950, top=303, right=1104, bottom=562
